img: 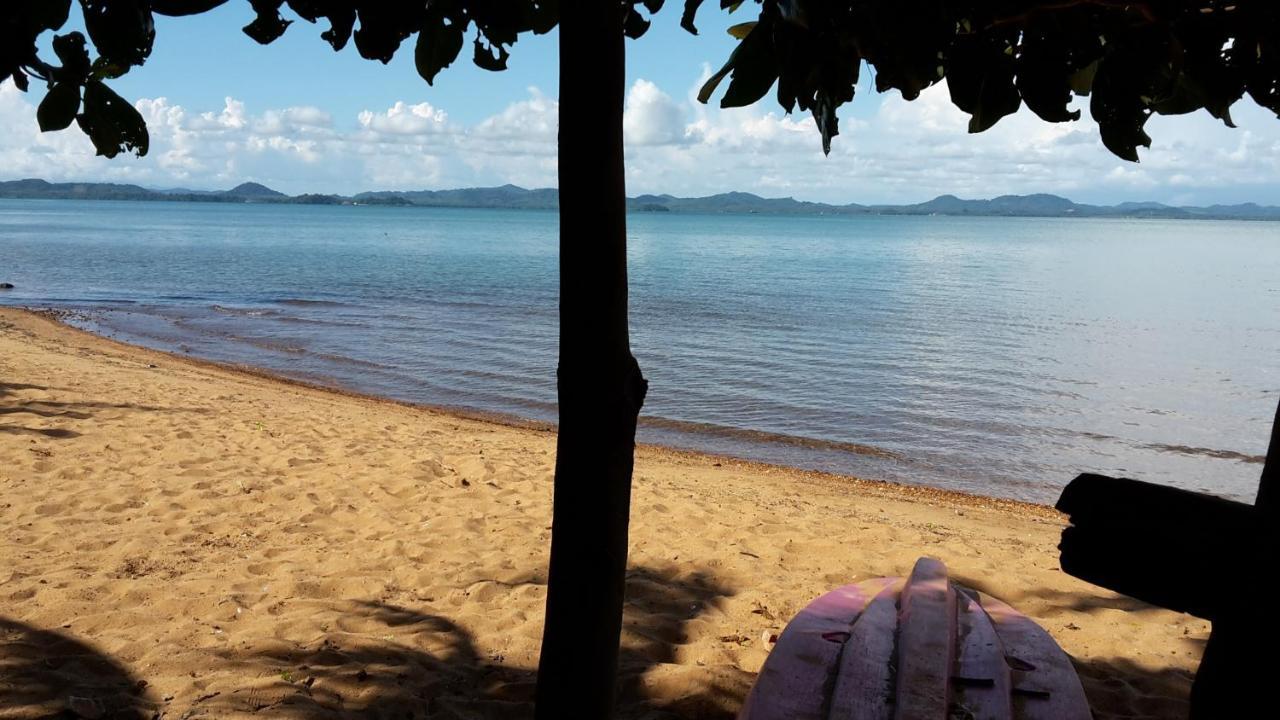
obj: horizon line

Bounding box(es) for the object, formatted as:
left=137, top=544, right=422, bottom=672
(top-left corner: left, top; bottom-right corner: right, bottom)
left=3, top=176, right=1278, bottom=212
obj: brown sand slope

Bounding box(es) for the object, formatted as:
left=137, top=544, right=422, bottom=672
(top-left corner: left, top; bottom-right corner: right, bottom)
left=1, top=308, right=1203, bottom=719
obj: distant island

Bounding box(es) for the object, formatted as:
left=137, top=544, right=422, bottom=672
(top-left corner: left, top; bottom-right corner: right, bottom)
left=3, top=178, right=1278, bottom=221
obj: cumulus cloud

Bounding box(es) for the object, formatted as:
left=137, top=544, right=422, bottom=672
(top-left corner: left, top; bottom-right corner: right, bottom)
left=189, top=97, right=248, bottom=131
left=357, top=101, right=449, bottom=136
left=622, top=68, right=1280, bottom=203
left=623, top=80, right=687, bottom=146
left=2, top=73, right=1279, bottom=204
left=257, top=106, right=332, bottom=134
left=473, top=88, right=557, bottom=149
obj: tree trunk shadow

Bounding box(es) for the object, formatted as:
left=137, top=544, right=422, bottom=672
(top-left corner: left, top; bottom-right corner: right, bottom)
left=24, top=562, right=749, bottom=720
left=2, top=565, right=1196, bottom=719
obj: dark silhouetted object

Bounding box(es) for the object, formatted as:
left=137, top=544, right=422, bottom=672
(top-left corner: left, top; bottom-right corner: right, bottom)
left=535, top=1, right=649, bottom=718
left=1057, top=399, right=1280, bottom=719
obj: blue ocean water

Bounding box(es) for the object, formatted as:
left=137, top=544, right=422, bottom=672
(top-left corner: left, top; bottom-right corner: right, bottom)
left=2, top=198, right=1276, bottom=503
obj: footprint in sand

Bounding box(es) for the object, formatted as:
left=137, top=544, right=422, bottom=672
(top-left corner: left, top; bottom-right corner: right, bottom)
left=75, top=539, right=118, bottom=552
left=178, top=456, right=216, bottom=469
left=261, top=546, right=288, bottom=560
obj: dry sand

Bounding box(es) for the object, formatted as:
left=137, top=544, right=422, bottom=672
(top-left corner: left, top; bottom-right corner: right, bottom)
left=1, top=307, right=1204, bottom=719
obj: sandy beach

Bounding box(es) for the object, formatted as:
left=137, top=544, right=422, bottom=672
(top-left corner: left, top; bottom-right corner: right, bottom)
left=1, top=307, right=1203, bottom=719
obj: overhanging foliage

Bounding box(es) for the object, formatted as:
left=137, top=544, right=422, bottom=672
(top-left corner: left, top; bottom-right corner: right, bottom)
left=3, top=1, right=1277, bottom=161
left=688, top=0, right=1279, bottom=158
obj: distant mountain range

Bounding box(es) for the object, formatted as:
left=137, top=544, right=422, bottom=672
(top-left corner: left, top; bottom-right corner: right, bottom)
left=3, top=178, right=1278, bottom=221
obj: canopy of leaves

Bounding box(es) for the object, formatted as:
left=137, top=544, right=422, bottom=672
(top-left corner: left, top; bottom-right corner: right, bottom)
left=3, top=1, right=1277, bottom=162
left=690, top=0, right=1279, bottom=158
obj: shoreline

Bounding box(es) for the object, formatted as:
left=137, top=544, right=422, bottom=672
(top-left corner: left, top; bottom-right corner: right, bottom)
left=28, top=306, right=1061, bottom=519
left=1, top=306, right=1202, bottom=719
left=4, top=185, right=1280, bottom=222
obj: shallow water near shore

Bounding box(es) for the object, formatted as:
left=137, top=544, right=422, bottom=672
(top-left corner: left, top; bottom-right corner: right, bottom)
left=2, top=197, right=1277, bottom=503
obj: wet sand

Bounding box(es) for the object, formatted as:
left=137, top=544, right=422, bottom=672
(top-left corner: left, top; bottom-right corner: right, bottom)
left=0, top=307, right=1203, bottom=719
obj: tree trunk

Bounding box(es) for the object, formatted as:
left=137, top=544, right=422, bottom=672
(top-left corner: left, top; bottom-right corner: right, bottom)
left=533, top=1, right=646, bottom=718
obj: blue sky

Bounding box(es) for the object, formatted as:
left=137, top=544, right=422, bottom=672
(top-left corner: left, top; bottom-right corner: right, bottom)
left=101, top=3, right=748, bottom=127
left=3, top=4, right=1279, bottom=205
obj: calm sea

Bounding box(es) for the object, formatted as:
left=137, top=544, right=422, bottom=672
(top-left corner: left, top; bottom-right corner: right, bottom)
left=2, top=198, right=1276, bottom=503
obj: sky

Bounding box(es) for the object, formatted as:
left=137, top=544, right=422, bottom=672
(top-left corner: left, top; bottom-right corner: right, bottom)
left=2, top=4, right=1280, bottom=205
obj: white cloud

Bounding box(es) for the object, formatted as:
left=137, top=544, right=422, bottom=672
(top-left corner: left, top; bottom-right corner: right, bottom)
left=256, top=106, right=332, bottom=134
left=623, top=79, right=687, bottom=146
left=2, top=73, right=1279, bottom=204
left=356, top=101, right=449, bottom=136
left=473, top=87, right=557, bottom=146
left=189, top=97, right=247, bottom=131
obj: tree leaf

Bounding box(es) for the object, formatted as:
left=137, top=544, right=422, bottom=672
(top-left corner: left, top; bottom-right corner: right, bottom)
left=721, top=65, right=778, bottom=109
left=473, top=38, right=510, bottom=72
left=415, top=19, right=464, bottom=85
left=528, top=0, right=558, bottom=35
left=1236, top=29, right=1279, bottom=117
left=727, top=22, right=755, bottom=40
left=1090, top=55, right=1153, bottom=162
left=946, top=32, right=1022, bottom=133
left=775, top=65, right=798, bottom=114
left=1153, top=35, right=1244, bottom=127
left=51, top=32, right=91, bottom=83
left=37, top=81, right=80, bottom=132
left=811, top=92, right=838, bottom=155
left=1089, top=26, right=1184, bottom=161
left=150, top=0, right=228, bottom=17
left=352, top=5, right=416, bottom=63
left=856, top=2, right=950, bottom=101
left=698, top=16, right=777, bottom=107
left=1016, top=28, right=1092, bottom=123
left=76, top=80, right=148, bottom=158
left=623, top=6, right=651, bottom=39
left=25, top=0, right=72, bottom=33
left=80, top=0, right=154, bottom=66
left=319, top=8, right=357, bottom=51
left=680, top=0, right=706, bottom=35
left=1069, top=60, right=1100, bottom=96
left=91, top=57, right=129, bottom=80
left=242, top=0, right=290, bottom=45
left=697, top=63, right=733, bottom=104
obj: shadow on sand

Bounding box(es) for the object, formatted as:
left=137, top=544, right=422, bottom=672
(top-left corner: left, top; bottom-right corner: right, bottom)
left=2, top=564, right=1199, bottom=719
left=0, top=617, right=153, bottom=719
left=951, top=574, right=1202, bottom=720
left=197, top=563, right=750, bottom=719
left=0, top=564, right=749, bottom=720
left=0, top=381, right=209, bottom=440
